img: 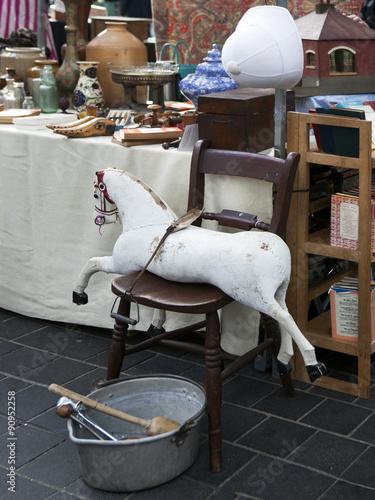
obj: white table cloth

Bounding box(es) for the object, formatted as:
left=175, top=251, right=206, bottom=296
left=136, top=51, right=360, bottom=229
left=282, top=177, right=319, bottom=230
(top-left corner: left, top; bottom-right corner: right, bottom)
left=0, top=123, right=272, bottom=354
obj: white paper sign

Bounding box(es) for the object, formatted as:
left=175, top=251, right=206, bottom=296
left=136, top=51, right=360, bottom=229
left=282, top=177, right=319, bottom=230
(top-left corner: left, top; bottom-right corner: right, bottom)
left=178, top=124, right=199, bottom=151
left=340, top=201, right=358, bottom=241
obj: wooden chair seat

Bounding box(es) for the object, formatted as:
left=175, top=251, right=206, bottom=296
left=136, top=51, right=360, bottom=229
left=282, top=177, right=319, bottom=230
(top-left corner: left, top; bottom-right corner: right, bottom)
left=112, top=271, right=233, bottom=313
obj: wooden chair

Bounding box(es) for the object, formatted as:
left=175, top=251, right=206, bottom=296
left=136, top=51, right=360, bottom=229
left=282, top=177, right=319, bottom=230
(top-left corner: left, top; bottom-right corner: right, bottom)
left=107, top=139, right=300, bottom=472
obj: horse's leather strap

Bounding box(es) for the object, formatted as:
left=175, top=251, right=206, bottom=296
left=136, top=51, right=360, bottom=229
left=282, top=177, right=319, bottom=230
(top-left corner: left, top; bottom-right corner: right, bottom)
left=125, top=207, right=203, bottom=295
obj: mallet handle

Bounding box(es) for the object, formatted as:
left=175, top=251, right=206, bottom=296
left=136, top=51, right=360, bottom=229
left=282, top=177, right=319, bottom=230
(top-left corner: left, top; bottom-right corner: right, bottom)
left=49, top=383, right=150, bottom=429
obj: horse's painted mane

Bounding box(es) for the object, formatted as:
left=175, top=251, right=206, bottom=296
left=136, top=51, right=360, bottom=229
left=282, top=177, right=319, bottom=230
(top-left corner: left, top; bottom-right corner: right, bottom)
left=105, top=168, right=168, bottom=212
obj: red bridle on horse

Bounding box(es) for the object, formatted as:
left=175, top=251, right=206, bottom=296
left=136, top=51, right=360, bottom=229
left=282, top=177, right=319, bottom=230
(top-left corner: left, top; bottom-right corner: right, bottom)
left=94, top=170, right=118, bottom=228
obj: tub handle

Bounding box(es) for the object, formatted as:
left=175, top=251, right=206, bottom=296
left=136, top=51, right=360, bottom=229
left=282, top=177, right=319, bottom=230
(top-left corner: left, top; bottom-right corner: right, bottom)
left=170, top=419, right=198, bottom=447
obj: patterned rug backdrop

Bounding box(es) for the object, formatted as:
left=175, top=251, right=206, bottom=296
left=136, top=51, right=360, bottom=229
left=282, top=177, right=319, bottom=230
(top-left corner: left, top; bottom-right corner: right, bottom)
left=151, top=0, right=364, bottom=64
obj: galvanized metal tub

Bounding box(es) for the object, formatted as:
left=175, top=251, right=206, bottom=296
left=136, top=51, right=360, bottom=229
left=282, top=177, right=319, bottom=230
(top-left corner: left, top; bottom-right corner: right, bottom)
left=67, top=375, right=206, bottom=492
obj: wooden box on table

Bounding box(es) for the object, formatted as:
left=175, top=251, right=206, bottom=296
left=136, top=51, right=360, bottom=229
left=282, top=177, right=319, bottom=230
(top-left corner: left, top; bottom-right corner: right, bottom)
left=197, top=88, right=294, bottom=152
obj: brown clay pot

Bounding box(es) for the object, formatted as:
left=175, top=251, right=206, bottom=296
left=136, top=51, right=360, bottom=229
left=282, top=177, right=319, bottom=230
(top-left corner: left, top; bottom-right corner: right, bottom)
left=0, top=47, right=46, bottom=92
left=86, top=22, right=148, bottom=107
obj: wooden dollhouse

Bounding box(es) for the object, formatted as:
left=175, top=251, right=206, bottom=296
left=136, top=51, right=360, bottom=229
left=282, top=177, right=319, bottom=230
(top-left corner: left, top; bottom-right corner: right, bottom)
left=294, top=2, right=375, bottom=96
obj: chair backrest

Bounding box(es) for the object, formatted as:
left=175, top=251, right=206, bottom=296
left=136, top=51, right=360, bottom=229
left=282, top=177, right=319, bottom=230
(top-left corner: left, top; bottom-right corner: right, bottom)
left=187, top=139, right=300, bottom=236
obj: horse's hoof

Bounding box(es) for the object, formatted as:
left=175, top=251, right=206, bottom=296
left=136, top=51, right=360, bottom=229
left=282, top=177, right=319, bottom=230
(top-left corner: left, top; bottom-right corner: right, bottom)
left=306, top=362, right=327, bottom=383
left=72, top=291, right=88, bottom=305
left=146, top=324, right=166, bottom=336
left=277, top=360, right=293, bottom=376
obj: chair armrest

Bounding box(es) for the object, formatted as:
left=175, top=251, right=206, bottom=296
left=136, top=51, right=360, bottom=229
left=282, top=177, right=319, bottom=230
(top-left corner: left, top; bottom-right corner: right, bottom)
left=202, top=209, right=270, bottom=231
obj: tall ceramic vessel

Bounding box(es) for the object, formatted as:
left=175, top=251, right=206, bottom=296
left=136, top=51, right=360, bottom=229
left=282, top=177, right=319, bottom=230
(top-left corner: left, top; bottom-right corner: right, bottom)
left=75, top=0, right=93, bottom=58
left=86, top=22, right=148, bottom=107
left=55, top=0, right=91, bottom=99
left=72, top=61, right=104, bottom=112
left=61, top=0, right=93, bottom=60
left=55, top=25, right=80, bottom=99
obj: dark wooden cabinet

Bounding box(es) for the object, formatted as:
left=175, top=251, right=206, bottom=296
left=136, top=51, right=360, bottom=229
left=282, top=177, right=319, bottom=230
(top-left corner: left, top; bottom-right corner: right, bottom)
left=198, top=88, right=294, bottom=152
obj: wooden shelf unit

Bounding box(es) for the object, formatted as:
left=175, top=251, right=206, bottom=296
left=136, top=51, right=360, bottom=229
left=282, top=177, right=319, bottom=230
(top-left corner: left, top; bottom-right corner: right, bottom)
left=286, top=111, right=374, bottom=398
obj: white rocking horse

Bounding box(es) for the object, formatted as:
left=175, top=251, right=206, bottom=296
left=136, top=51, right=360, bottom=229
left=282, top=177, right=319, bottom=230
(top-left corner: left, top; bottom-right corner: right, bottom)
left=73, top=168, right=327, bottom=383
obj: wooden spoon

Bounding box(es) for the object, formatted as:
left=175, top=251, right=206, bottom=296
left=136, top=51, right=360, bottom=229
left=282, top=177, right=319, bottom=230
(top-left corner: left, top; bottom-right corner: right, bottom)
left=48, top=383, right=180, bottom=436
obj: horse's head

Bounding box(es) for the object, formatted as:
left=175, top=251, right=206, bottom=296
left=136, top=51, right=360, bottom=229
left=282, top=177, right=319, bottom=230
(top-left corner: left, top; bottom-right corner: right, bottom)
left=93, top=170, right=119, bottom=229
left=93, top=168, right=178, bottom=232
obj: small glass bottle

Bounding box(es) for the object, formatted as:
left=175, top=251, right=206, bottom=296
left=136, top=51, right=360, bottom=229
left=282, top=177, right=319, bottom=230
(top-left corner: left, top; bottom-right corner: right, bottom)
left=14, top=81, right=26, bottom=108
left=39, top=65, right=58, bottom=113
left=22, top=95, right=35, bottom=109
left=3, top=78, right=16, bottom=110
left=32, top=73, right=41, bottom=108
left=0, top=87, right=5, bottom=106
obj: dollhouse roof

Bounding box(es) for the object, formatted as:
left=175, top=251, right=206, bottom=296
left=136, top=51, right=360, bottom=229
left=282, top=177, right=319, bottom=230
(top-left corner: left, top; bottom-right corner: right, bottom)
left=295, top=6, right=375, bottom=40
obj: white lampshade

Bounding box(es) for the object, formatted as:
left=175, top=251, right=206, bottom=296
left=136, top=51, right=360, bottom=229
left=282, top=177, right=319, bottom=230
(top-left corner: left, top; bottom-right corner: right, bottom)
left=222, top=6, right=303, bottom=89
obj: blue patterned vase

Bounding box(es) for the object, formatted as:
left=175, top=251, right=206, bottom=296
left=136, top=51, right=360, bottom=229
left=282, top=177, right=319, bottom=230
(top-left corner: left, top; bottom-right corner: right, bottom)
left=72, top=61, right=104, bottom=112
left=179, top=44, right=237, bottom=108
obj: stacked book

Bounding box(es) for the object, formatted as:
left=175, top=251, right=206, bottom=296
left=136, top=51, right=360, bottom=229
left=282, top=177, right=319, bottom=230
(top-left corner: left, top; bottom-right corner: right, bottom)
left=329, top=277, right=375, bottom=342
left=330, top=186, right=375, bottom=253
left=112, top=126, right=183, bottom=147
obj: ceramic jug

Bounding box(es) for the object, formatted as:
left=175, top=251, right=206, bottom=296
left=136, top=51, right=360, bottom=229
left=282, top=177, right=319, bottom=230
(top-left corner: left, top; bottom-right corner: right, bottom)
left=72, top=61, right=104, bottom=112
left=179, top=44, right=237, bottom=108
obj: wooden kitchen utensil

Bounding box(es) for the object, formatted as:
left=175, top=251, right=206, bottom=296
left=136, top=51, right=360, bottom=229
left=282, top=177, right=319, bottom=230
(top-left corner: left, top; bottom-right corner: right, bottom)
left=48, top=383, right=180, bottom=436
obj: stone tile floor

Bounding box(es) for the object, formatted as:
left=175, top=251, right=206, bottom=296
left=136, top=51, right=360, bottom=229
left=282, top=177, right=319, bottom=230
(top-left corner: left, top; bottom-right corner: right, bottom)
left=1, top=307, right=375, bottom=499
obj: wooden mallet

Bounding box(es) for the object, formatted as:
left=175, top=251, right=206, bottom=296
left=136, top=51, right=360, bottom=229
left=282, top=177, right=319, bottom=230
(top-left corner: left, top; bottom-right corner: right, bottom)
left=48, top=383, right=180, bottom=436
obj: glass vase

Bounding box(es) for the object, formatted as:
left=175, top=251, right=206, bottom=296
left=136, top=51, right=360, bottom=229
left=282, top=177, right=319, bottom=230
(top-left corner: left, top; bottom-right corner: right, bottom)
left=39, top=65, right=58, bottom=113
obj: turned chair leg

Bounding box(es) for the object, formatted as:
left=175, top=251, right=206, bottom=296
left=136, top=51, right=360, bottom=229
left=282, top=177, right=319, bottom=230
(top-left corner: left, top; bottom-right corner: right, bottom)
left=261, top=313, right=294, bottom=398
left=205, top=311, right=223, bottom=472
left=107, top=299, right=130, bottom=380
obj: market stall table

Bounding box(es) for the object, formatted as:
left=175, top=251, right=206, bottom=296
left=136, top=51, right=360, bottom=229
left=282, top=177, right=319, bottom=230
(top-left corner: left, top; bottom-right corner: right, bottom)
left=0, top=123, right=272, bottom=354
